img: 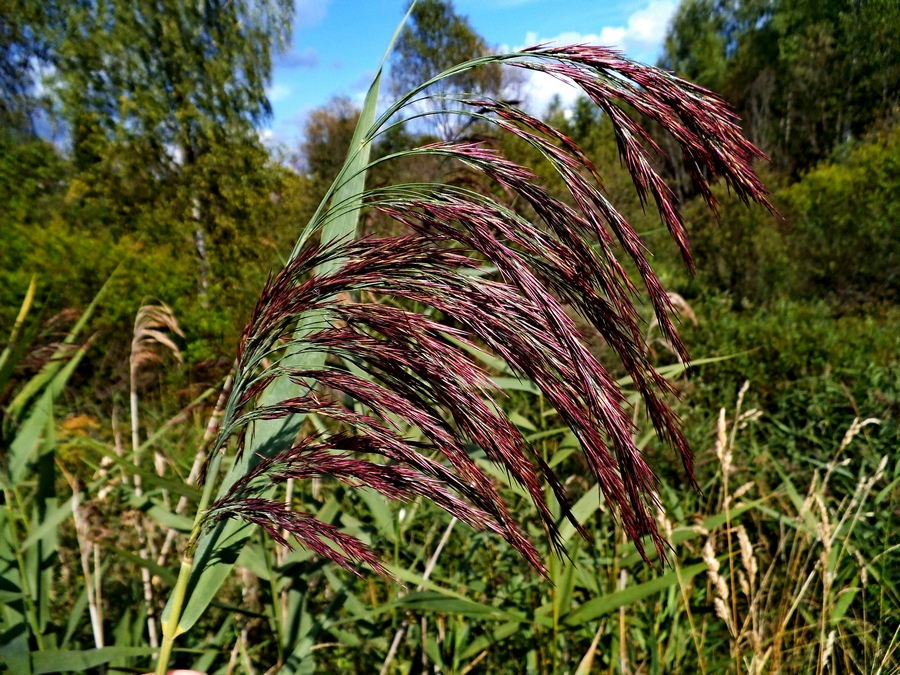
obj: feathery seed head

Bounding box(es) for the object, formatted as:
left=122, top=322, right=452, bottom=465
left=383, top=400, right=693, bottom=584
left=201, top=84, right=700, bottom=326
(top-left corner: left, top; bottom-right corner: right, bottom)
left=206, top=43, right=770, bottom=576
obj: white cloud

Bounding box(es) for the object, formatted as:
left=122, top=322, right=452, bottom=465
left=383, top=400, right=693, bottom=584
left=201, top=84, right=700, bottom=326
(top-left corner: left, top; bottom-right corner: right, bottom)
left=511, top=0, right=678, bottom=116
left=623, top=0, right=679, bottom=52
left=267, top=84, right=292, bottom=103
left=258, top=128, right=276, bottom=146
left=517, top=1, right=676, bottom=58
left=519, top=71, right=581, bottom=119
left=294, top=0, right=331, bottom=29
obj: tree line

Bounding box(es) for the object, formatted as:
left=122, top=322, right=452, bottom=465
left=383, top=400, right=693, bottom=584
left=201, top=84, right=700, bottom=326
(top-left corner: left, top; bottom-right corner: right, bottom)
left=2, top=0, right=899, bottom=380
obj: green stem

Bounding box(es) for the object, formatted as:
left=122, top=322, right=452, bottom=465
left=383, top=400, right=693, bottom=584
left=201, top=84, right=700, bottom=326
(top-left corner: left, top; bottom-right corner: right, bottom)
left=260, top=528, right=285, bottom=666
left=155, top=448, right=225, bottom=675
left=2, top=485, right=45, bottom=650
left=156, top=555, right=194, bottom=675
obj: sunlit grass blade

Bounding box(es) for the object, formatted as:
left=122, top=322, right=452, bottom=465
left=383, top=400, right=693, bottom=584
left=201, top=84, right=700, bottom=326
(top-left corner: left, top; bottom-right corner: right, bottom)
left=156, top=9, right=415, bottom=665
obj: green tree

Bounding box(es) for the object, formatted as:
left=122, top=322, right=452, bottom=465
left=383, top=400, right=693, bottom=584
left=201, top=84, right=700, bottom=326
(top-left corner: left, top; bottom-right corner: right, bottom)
left=782, top=124, right=900, bottom=302
left=0, top=0, right=57, bottom=132
left=297, top=96, right=361, bottom=187
left=0, top=0, right=308, bottom=369
left=661, top=0, right=900, bottom=173
left=390, top=0, right=510, bottom=139
left=55, top=0, right=291, bottom=153
left=52, top=0, right=294, bottom=302
left=661, top=0, right=732, bottom=95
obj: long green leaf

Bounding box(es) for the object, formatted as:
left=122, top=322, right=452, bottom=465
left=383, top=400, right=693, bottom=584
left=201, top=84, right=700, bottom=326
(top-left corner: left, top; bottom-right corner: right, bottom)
left=0, top=502, right=33, bottom=675
left=7, top=344, right=88, bottom=486
left=99, top=543, right=178, bottom=586
left=613, top=354, right=744, bottom=388
left=0, top=276, right=36, bottom=371
left=0, top=276, right=38, bottom=394
left=384, top=563, right=546, bottom=627
left=279, top=566, right=360, bottom=675
left=31, top=416, right=58, bottom=636
left=189, top=615, right=235, bottom=674
left=32, top=647, right=157, bottom=674
left=18, top=498, right=72, bottom=553
left=557, top=485, right=600, bottom=545
left=8, top=268, right=119, bottom=421
left=458, top=621, right=522, bottom=661
left=61, top=588, right=89, bottom=649
left=396, top=591, right=510, bottom=617
left=161, top=9, right=414, bottom=638
left=562, top=561, right=708, bottom=625
left=89, top=443, right=203, bottom=501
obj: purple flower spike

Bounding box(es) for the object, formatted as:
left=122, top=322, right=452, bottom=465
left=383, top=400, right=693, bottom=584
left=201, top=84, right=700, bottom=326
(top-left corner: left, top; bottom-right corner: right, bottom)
left=211, top=43, right=770, bottom=576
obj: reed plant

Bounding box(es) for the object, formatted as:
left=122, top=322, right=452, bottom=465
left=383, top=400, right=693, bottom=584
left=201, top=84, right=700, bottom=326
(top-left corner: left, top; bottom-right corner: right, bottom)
left=1, top=278, right=894, bottom=672
left=1, top=5, right=782, bottom=673
left=146, top=6, right=772, bottom=674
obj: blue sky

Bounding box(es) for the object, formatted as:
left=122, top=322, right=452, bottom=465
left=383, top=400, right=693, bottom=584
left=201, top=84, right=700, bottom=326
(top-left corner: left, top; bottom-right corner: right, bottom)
left=263, top=0, right=679, bottom=148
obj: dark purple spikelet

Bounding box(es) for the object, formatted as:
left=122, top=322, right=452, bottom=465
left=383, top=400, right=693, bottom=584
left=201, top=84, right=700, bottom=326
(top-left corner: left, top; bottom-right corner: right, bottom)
left=208, top=496, right=390, bottom=578
left=209, top=44, right=770, bottom=576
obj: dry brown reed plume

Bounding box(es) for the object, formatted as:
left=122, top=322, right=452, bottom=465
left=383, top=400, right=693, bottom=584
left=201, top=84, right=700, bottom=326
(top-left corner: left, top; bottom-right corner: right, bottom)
left=128, top=302, right=184, bottom=648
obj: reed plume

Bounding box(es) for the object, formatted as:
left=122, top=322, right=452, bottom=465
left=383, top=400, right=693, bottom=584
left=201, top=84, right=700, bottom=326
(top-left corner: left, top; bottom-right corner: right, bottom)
left=210, top=44, right=771, bottom=568
left=156, top=38, right=770, bottom=675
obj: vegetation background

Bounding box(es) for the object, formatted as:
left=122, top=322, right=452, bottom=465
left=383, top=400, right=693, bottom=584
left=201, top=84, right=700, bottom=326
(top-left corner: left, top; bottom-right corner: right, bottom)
left=1, top=0, right=898, bottom=673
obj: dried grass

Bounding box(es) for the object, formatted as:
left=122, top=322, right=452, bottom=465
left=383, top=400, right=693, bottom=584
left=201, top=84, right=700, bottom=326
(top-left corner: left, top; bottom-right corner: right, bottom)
left=687, top=385, right=892, bottom=674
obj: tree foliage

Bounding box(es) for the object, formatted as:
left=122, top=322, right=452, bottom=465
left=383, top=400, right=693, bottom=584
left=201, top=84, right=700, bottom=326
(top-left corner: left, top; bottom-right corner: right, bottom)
left=0, top=0, right=303, bottom=368
left=782, top=124, right=900, bottom=302
left=390, top=0, right=509, bottom=139
left=661, top=0, right=900, bottom=173
left=0, top=0, right=57, bottom=132
left=297, top=96, right=362, bottom=187
left=55, top=0, right=292, bottom=155
left=657, top=0, right=900, bottom=306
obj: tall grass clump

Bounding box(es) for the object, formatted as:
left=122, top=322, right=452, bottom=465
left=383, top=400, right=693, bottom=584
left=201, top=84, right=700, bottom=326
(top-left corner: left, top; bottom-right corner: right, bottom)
left=672, top=384, right=896, bottom=675
left=72, top=10, right=768, bottom=673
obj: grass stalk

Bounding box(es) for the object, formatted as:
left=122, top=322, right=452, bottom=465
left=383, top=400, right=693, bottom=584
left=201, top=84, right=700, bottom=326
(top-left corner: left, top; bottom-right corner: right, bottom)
left=618, top=567, right=628, bottom=675
left=155, top=445, right=226, bottom=674
left=157, top=553, right=196, bottom=675
left=379, top=516, right=457, bottom=675
left=130, top=371, right=159, bottom=648
left=260, top=528, right=285, bottom=667
left=69, top=480, right=104, bottom=649
left=0, top=275, right=36, bottom=368
left=1, top=485, right=45, bottom=650
left=666, top=511, right=708, bottom=675
left=157, top=372, right=234, bottom=567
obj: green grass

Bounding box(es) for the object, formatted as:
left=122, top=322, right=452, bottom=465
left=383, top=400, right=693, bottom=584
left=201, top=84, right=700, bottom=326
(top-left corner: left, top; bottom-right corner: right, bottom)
left=3, top=289, right=896, bottom=674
